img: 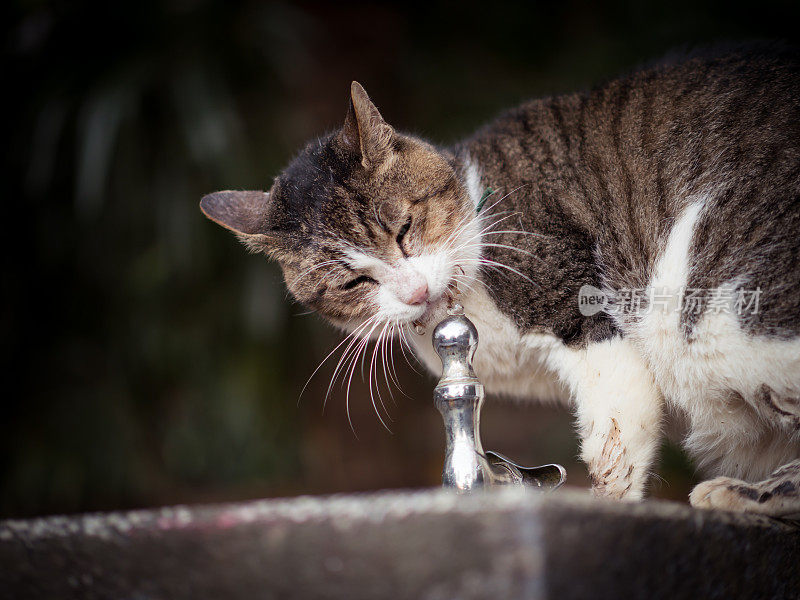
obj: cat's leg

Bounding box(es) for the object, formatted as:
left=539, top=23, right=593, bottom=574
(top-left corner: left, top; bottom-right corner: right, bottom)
left=558, top=336, right=663, bottom=499
left=690, top=459, right=800, bottom=517
left=687, top=385, right=800, bottom=516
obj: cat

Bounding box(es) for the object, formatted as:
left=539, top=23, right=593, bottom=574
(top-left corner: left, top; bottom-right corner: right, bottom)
left=200, top=44, right=800, bottom=517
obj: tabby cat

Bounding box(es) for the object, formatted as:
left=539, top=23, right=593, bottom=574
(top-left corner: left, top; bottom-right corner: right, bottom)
left=201, top=45, right=800, bottom=515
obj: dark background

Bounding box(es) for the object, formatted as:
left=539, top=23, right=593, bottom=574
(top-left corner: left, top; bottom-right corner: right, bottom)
left=3, top=0, right=798, bottom=518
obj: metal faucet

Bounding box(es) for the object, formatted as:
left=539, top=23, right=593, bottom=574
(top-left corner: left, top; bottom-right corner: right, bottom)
left=432, top=304, right=567, bottom=492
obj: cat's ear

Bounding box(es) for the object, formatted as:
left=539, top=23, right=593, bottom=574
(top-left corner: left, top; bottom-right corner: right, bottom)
left=200, top=190, right=286, bottom=251
left=339, top=81, right=394, bottom=167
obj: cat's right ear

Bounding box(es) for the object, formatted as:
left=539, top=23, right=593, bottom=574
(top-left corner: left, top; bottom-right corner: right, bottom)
left=338, top=81, right=394, bottom=168
left=200, top=190, right=286, bottom=251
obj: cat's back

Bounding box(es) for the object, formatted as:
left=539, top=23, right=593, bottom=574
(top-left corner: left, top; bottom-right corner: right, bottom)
left=474, top=42, right=800, bottom=218
left=462, top=44, right=800, bottom=344
left=534, top=43, right=800, bottom=229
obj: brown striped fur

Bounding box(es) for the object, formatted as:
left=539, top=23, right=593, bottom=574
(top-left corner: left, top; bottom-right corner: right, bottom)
left=459, top=43, right=800, bottom=343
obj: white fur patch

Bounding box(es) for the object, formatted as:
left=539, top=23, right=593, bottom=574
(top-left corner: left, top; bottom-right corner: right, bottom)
left=632, top=199, right=800, bottom=480
left=650, top=199, right=704, bottom=295
left=464, top=156, right=484, bottom=210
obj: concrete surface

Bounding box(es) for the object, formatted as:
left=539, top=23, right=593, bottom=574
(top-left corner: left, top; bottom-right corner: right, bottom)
left=1, top=488, right=798, bottom=599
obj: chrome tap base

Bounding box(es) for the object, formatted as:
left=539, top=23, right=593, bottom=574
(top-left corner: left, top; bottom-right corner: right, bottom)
left=432, top=310, right=566, bottom=492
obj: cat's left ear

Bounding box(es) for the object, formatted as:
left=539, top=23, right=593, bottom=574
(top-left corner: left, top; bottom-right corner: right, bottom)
left=200, top=190, right=287, bottom=253
left=339, top=81, right=395, bottom=168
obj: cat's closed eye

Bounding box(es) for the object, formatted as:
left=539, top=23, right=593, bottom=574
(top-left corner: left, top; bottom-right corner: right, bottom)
left=340, top=275, right=377, bottom=290
left=396, top=217, right=412, bottom=253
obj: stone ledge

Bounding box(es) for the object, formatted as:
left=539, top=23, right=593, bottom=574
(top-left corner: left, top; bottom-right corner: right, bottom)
left=1, top=488, right=798, bottom=599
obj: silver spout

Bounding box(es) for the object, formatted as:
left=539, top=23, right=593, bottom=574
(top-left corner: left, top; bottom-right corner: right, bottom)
left=432, top=308, right=566, bottom=492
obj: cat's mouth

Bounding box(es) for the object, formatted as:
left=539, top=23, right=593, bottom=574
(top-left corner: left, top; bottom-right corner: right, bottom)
left=410, top=280, right=461, bottom=332
left=412, top=301, right=441, bottom=327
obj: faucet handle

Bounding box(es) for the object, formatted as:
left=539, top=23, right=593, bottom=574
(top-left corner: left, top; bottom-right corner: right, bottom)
left=485, top=451, right=567, bottom=490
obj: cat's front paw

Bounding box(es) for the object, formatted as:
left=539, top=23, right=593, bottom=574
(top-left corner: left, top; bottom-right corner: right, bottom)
left=584, top=417, right=646, bottom=501
left=690, top=465, right=800, bottom=518
left=689, top=476, right=755, bottom=511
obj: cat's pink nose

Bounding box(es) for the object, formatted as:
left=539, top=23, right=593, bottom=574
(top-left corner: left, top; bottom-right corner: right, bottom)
left=407, top=282, right=429, bottom=305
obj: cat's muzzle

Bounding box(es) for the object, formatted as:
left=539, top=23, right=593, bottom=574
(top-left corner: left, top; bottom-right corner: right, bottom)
left=432, top=307, right=567, bottom=491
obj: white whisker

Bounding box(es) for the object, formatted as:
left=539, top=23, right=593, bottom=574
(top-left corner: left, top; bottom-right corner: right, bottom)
left=460, top=241, right=540, bottom=259
left=368, top=321, right=393, bottom=431
left=344, top=320, right=382, bottom=430
left=459, top=257, right=539, bottom=287
left=397, top=325, right=422, bottom=374
left=481, top=229, right=548, bottom=239
left=289, top=260, right=344, bottom=288
left=324, top=316, right=378, bottom=409
left=302, top=318, right=372, bottom=408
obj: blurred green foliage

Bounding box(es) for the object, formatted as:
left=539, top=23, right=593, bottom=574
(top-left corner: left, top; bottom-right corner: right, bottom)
left=3, top=0, right=797, bottom=516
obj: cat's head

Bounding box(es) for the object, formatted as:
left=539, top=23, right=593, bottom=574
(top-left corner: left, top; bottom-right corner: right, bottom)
left=200, top=82, right=480, bottom=332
